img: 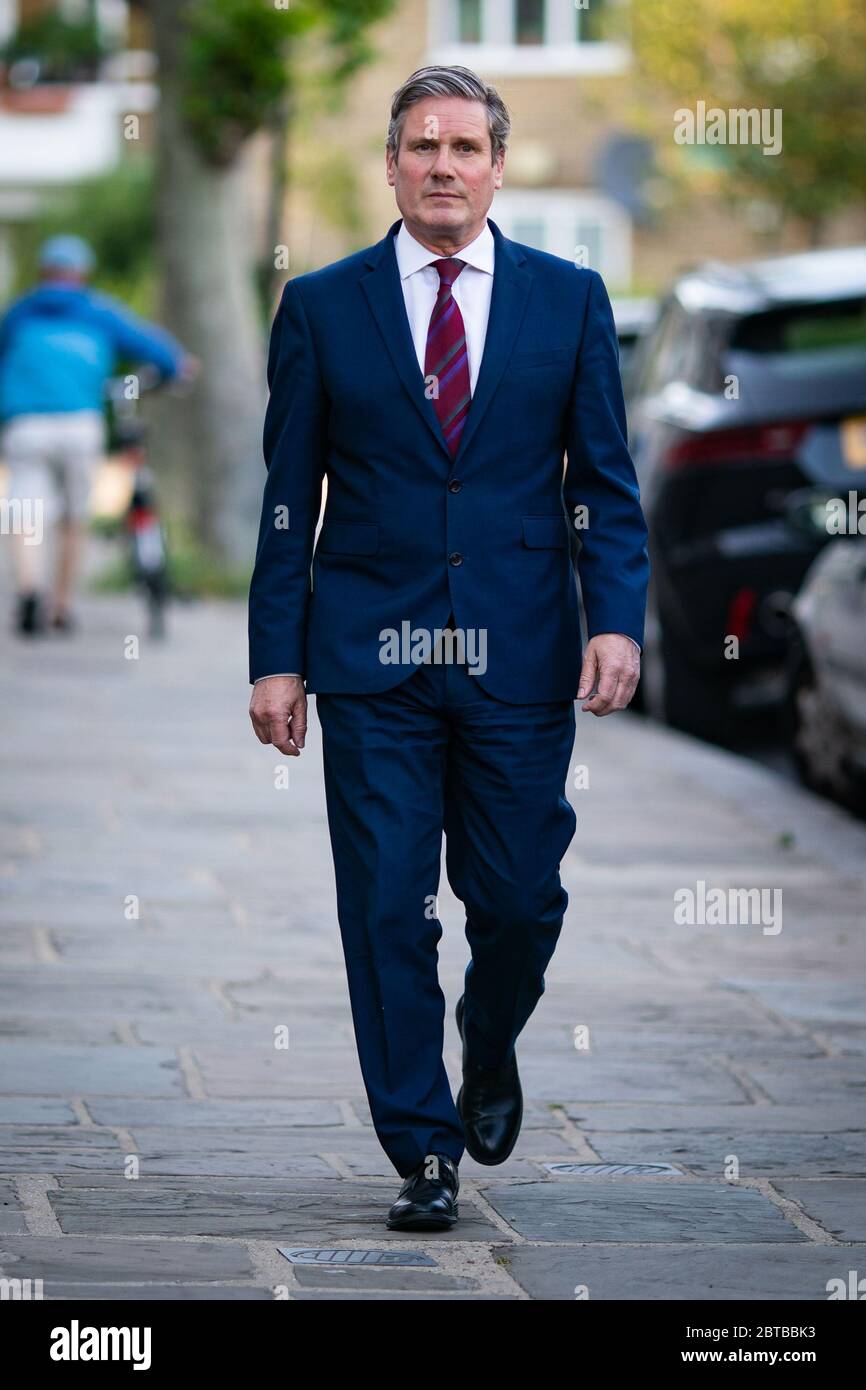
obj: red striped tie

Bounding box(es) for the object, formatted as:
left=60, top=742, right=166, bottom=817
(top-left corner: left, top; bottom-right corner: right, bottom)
left=425, top=258, right=471, bottom=459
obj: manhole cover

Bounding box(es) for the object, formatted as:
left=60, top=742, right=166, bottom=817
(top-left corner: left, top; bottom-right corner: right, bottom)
left=543, top=1162, right=684, bottom=1176
left=278, top=1248, right=437, bottom=1267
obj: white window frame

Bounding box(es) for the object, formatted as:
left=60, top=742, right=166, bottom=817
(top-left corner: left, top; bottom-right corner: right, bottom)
left=427, top=0, right=631, bottom=76
left=0, top=0, right=18, bottom=45
left=60, top=0, right=129, bottom=43
left=490, top=187, right=632, bottom=289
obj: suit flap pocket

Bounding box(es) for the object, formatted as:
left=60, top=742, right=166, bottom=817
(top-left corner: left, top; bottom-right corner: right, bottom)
left=317, top=521, right=379, bottom=555
left=522, top=515, right=569, bottom=549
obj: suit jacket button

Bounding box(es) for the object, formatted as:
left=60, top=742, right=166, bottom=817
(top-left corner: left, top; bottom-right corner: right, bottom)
left=448, top=479, right=462, bottom=493
left=449, top=552, right=463, bottom=566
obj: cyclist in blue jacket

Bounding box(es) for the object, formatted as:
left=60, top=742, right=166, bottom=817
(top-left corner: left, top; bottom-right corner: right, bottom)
left=0, top=234, right=196, bottom=635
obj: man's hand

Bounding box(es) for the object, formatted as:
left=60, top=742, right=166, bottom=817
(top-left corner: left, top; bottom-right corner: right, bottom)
left=577, top=634, right=640, bottom=716
left=178, top=353, right=201, bottom=383
left=249, top=675, right=307, bottom=755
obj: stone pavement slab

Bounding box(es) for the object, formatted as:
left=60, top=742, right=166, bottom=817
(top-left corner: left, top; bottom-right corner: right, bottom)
left=0, top=1100, right=77, bottom=1124
left=190, top=1047, right=368, bottom=1100
left=0, top=1236, right=255, bottom=1282
left=720, top=979, right=866, bottom=1026
left=120, top=1125, right=566, bottom=1179
left=508, top=1055, right=750, bottom=1105
left=0, top=1044, right=183, bottom=1097
left=480, top=1179, right=807, bottom=1243
left=85, top=1098, right=344, bottom=1128
left=563, top=1103, right=866, bottom=1132
left=493, top=1244, right=866, bottom=1301
left=0, top=1179, right=28, bottom=1233
left=287, top=1290, right=518, bottom=1299
left=0, top=1126, right=124, bottom=1173
left=47, top=1176, right=503, bottom=1241
left=41, top=1284, right=275, bottom=1300
left=0, top=969, right=230, bottom=1021
left=582, top=1127, right=866, bottom=1177
left=291, top=1265, right=479, bottom=1291
left=772, top=1180, right=866, bottom=1241
left=3, top=586, right=866, bottom=1299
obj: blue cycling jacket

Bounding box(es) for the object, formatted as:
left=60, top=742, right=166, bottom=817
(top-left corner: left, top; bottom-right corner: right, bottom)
left=0, top=281, right=185, bottom=420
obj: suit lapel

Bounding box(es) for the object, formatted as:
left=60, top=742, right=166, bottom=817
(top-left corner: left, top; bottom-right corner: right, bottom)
left=361, top=218, right=450, bottom=461
left=360, top=217, right=532, bottom=467
left=454, top=219, right=531, bottom=466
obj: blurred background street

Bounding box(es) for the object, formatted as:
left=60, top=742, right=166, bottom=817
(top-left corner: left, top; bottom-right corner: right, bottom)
left=1, top=0, right=865, bottom=1301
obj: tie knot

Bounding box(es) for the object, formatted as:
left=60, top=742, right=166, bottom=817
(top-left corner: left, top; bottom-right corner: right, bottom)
left=433, top=257, right=465, bottom=288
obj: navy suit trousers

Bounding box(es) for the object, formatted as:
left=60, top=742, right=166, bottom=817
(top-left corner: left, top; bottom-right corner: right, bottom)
left=315, top=632, right=577, bottom=1177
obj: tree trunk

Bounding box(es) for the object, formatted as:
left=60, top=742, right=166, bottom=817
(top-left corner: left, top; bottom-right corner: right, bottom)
left=806, top=213, right=826, bottom=249
left=150, top=0, right=267, bottom=570
left=261, top=82, right=293, bottom=309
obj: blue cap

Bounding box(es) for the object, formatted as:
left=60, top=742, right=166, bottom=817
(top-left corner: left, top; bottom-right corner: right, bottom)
left=38, top=234, right=95, bottom=274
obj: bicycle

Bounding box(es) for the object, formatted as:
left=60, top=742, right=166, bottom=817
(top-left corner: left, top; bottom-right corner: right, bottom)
left=105, top=367, right=173, bottom=639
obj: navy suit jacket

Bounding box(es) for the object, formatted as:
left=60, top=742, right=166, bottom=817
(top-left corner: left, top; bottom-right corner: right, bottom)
left=248, top=216, right=649, bottom=703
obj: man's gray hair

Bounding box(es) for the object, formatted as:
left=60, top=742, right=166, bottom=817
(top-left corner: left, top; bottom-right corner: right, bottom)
left=387, top=65, right=511, bottom=164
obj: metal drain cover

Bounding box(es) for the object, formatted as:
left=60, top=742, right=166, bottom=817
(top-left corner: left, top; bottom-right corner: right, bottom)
left=278, top=1247, right=437, bottom=1267
left=543, top=1161, right=684, bottom=1176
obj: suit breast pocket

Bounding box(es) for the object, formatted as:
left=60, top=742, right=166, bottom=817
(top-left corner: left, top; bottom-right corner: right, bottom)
left=509, top=347, right=574, bottom=371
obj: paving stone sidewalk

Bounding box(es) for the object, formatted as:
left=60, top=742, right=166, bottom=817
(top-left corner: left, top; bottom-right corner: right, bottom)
left=1, top=584, right=865, bottom=1301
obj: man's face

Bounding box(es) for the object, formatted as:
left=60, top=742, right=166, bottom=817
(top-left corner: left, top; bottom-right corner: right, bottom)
left=386, top=96, right=504, bottom=250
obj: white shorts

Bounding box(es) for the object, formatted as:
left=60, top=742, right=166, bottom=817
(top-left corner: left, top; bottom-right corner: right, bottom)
left=0, top=410, right=106, bottom=524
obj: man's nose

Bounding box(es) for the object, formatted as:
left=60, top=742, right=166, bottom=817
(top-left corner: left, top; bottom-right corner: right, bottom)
left=431, top=146, right=455, bottom=177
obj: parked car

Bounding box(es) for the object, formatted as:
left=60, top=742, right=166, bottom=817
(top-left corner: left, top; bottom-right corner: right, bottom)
left=626, top=246, right=866, bottom=742
left=611, top=296, right=658, bottom=392
left=784, top=522, right=866, bottom=813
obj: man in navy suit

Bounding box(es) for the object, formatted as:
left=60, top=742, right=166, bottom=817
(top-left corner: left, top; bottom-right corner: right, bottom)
left=248, top=66, right=649, bottom=1230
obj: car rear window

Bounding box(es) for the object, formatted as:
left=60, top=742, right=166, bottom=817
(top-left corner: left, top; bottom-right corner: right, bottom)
left=730, top=297, right=866, bottom=353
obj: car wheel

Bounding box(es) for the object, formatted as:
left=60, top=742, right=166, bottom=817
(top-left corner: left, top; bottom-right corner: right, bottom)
left=639, top=604, right=737, bottom=744
left=790, top=653, right=866, bottom=813
left=661, top=629, right=739, bottom=744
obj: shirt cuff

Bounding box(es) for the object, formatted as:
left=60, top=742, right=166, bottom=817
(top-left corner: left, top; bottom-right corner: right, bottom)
left=253, top=673, right=303, bottom=683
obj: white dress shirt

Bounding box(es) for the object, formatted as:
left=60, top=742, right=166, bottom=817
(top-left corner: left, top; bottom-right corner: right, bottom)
left=395, top=218, right=495, bottom=394
left=255, top=218, right=639, bottom=681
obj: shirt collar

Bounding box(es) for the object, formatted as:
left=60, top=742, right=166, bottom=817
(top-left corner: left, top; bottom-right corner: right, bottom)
left=394, top=218, right=495, bottom=280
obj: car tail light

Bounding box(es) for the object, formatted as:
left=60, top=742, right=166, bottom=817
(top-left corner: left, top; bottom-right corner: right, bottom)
left=663, top=421, right=812, bottom=472
left=726, top=586, right=758, bottom=641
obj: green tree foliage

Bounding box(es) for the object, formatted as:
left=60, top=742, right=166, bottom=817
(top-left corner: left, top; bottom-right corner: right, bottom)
left=0, top=10, right=110, bottom=82
left=177, top=0, right=396, bottom=166
left=631, top=0, right=866, bottom=233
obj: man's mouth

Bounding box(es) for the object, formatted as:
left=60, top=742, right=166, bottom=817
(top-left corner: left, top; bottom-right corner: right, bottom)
left=428, top=192, right=461, bottom=198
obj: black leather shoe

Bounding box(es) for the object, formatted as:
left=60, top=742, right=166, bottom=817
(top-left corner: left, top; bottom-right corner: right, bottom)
left=386, top=1152, right=459, bottom=1231
left=15, top=593, right=44, bottom=637
left=456, top=994, right=523, bottom=1165
left=50, top=610, right=77, bottom=635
